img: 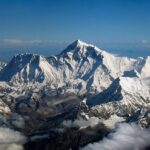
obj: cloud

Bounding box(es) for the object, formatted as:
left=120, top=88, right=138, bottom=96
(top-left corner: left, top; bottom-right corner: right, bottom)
left=141, top=40, right=148, bottom=44
left=0, top=127, right=26, bottom=144
left=3, top=39, right=23, bottom=44
left=2, top=39, right=47, bottom=45
left=62, top=117, right=100, bottom=129
left=11, top=113, right=25, bottom=129
left=1, top=39, right=69, bottom=46
left=141, top=40, right=150, bottom=49
left=0, top=144, right=24, bottom=150
left=0, top=127, right=27, bottom=150
left=82, top=123, right=150, bottom=150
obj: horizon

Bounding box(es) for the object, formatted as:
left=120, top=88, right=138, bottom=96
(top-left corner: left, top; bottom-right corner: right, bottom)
left=0, top=39, right=149, bottom=62
left=0, top=0, right=150, bottom=60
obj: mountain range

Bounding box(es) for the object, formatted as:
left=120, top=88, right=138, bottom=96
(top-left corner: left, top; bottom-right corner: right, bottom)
left=0, top=40, right=150, bottom=92
left=0, top=40, right=149, bottom=149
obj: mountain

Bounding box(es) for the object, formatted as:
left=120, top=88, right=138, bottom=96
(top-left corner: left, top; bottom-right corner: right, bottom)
left=0, top=40, right=149, bottom=93
left=48, top=40, right=113, bottom=93
left=0, top=40, right=149, bottom=123
left=87, top=77, right=150, bottom=116
left=0, top=54, right=60, bottom=84
left=0, top=40, right=149, bottom=149
left=48, top=40, right=149, bottom=93
left=49, top=40, right=150, bottom=93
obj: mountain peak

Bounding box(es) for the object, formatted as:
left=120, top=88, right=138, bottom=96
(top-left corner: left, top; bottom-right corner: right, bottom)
left=60, top=40, right=102, bottom=56
left=71, top=39, right=98, bottom=48
left=72, top=39, right=89, bottom=46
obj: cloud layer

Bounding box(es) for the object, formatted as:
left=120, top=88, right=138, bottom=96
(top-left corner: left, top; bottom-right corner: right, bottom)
left=0, top=39, right=69, bottom=47
left=82, top=123, right=150, bottom=150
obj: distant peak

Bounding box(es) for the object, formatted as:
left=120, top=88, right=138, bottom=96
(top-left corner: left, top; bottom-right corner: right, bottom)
left=9, top=53, right=45, bottom=65
left=13, top=53, right=43, bottom=60
left=14, top=53, right=36, bottom=58
left=72, top=39, right=90, bottom=47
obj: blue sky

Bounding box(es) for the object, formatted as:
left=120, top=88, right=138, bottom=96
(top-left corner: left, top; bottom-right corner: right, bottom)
left=0, top=0, right=150, bottom=60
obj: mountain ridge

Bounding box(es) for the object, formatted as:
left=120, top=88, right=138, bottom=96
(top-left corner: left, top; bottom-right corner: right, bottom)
left=0, top=40, right=149, bottom=93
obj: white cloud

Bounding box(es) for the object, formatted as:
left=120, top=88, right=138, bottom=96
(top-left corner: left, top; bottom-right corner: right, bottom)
left=82, top=123, right=150, bottom=150
left=0, top=127, right=26, bottom=144
left=1, top=39, right=69, bottom=46
left=0, top=127, right=26, bottom=150
left=3, top=39, right=23, bottom=44
left=11, top=114, right=25, bottom=129
left=0, top=144, right=24, bottom=150
left=141, top=40, right=148, bottom=44
left=62, top=117, right=100, bottom=129
left=141, top=40, right=150, bottom=49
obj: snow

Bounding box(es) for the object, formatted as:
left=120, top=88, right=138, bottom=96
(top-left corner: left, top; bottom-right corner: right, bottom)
left=140, top=56, right=150, bottom=77
left=0, top=54, right=60, bottom=84
left=0, top=101, right=11, bottom=114
left=0, top=40, right=149, bottom=128
left=119, top=77, right=150, bottom=94
left=0, top=40, right=149, bottom=95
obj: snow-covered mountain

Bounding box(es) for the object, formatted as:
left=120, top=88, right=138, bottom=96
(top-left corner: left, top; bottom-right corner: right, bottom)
left=87, top=77, right=150, bottom=118
left=0, top=40, right=149, bottom=129
left=55, top=39, right=149, bottom=79
left=48, top=40, right=113, bottom=93
left=0, top=40, right=149, bottom=92
left=0, top=54, right=60, bottom=84
left=49, top=40, right=144, bottom=93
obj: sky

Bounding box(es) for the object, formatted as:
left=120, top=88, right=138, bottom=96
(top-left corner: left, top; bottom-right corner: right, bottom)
left=0, top=0, right=150, bottom=60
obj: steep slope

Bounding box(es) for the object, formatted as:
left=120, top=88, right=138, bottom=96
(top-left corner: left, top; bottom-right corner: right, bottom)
left=0, top=54, right=60, bottom=84
left=87, top=77, right=150, bottom=118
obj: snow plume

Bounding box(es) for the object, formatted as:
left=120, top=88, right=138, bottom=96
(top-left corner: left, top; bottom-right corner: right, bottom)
left=0, top=127, right=27, bottom=150
left=62, top=117, right=100, bottom=129
left=82, top=123, right=150, bottom=150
